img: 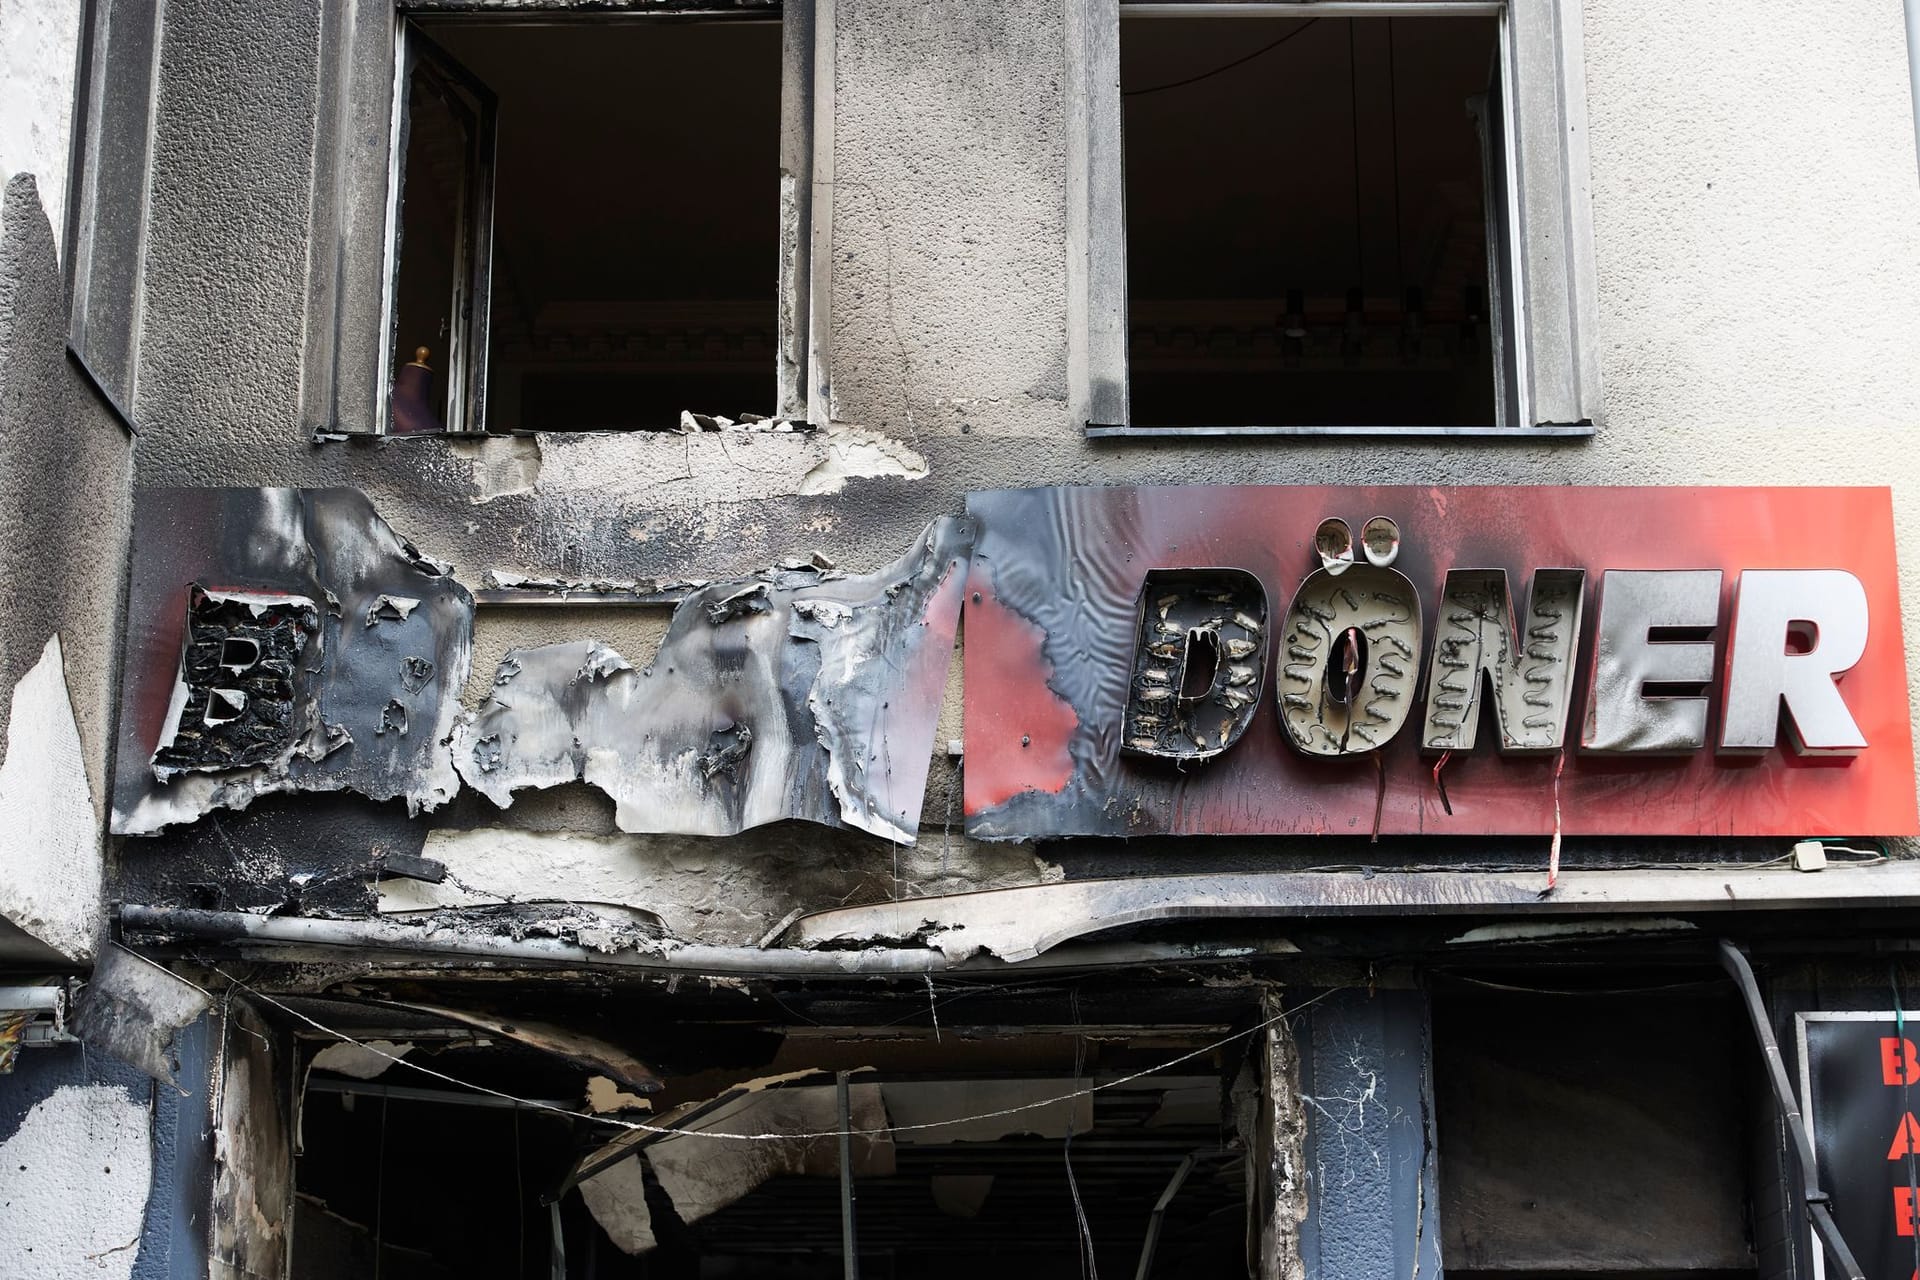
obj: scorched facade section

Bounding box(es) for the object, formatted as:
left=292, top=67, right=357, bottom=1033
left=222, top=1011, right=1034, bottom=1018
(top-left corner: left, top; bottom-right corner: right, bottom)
left=0, top=2, right=1916, bottom=1278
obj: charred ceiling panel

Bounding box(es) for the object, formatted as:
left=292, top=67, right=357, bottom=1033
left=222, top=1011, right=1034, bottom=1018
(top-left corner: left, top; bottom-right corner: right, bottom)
left=112, top=488, right=473, bottom=835
left=453, top=517, right=972, bottom=842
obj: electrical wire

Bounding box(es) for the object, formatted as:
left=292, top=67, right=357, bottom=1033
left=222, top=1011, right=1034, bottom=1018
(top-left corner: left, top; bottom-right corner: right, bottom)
left=1122, top=18, right=1321, bottom=98
left=1428, top=972, right=1735, bottom=998
left=1300, top=848, right=1889, bottom=874
left=1347, top=19, right=1364, bottom=293
left=204, top=962, right=1337, bottom=1145
left=1065, top=987, right=1098, bottom=1280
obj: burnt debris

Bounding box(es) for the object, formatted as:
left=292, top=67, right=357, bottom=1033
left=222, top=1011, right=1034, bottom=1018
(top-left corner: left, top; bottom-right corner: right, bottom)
left=151, top=587, right=318, bottom=778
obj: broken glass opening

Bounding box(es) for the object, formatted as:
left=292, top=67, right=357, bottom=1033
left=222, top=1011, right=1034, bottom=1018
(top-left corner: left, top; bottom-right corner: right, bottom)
left=291, top=994, right=1253, bottom=1279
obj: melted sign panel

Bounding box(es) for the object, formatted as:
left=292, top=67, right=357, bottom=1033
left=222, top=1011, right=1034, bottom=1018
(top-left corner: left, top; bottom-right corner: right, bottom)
left=962, top=485, right=1916, bottom=840
left=453, top=517, right=972, bottom=843
left=112, top=488, right=474, bottom=835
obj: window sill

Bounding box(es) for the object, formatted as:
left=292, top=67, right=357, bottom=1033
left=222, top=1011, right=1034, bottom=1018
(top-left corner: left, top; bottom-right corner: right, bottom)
left=1084, top=422, right=1596, bottom=440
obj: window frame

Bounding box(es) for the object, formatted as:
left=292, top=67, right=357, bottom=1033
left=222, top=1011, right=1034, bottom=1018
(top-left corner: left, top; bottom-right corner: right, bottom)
left=386, top=25, right=499, bottom=436
left=1071, top=0, right=1600, bottom=439
left=299, top=0, right=811, bottom=440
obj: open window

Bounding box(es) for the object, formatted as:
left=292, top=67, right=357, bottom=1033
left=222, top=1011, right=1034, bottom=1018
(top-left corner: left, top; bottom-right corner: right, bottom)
left=1124, top=14, right=1502, bottom=429
left=386, top=14, right=789, bottom=436
left=1073, top=0, right=1600, bottom=438
left=1432, top=977, right=1763, bottom=1278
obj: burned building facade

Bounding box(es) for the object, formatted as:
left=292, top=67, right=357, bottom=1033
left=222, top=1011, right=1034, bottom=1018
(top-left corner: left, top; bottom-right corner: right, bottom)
left=3, top=0, right=1920, bottom=1276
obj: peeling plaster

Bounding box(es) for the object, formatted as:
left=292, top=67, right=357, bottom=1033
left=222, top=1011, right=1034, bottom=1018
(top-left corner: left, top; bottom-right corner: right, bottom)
left=380, top=826, right=1065, bottom=948
left=587, top=1075, right=652, bottom=1113
left=455, top=421, right=926, bottom=520
left=0, top=1084, right=152, bottom=1280
left=648, top=1083, right=892, bottom=1224
left=0, top=635, right=101, bottom=962
left=527, top=430, right=830, bottom=510
left=579, top=1156, right=657, bottom=1255
left=72, top=945, right=210, bottom=1086
left=797, top=425, right=930, bottom=495
left=576, top=1070, right=891, bottom=1253
left=388, top=1003, right=660, bottom=1095
left=309, top=1040, right=409, bottom=1080
left=450, top=435, right=540, bottom=503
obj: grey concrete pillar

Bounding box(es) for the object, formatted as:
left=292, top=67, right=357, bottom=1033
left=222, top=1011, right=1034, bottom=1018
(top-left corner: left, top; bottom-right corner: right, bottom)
left=1297, top=988, right=1443, bottom=1280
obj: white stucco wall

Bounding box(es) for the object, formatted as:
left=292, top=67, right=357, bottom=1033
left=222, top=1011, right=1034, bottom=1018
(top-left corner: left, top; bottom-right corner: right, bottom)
left=0, top=1084, right=153, bottom=1280
left=0, top=0, right=82, bottom=261
left=0, top=637, right=102, bottom=962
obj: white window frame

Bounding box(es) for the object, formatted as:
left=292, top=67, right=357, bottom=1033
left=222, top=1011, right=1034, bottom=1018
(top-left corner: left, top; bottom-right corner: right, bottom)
left=1069, top=0, right=1601, bottom=438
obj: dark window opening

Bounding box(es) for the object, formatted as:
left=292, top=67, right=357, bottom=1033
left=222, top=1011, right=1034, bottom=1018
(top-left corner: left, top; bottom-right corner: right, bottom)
left=391, top=19, right=782, bottom=435
left=1120, top=16, right=1503, bottom=428
left=1432, top=978, right=1763, bottom=1277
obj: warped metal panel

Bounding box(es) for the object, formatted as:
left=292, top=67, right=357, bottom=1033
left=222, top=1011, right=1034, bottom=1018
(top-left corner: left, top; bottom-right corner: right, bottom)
left=453, top=516, right=973, bottom=842
left=112, top=488, right=474, bottom=835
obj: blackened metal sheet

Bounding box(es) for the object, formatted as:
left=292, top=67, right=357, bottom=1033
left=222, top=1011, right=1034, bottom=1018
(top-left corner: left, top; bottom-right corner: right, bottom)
left=112, top=488, right=473, bottom=835
left=454, top=516, right=972, bottom=842
left=962, top=485, right=1916, bottom=840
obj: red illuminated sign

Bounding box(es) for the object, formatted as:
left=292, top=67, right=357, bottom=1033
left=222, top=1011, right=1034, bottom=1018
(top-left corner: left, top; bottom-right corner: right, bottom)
left=962, top=486, right=1916, bottom=839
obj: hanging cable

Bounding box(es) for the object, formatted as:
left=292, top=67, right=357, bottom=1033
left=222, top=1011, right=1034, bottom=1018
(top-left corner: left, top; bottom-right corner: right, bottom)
left=1124, top=19, right=1321, bottom=98
left=1065, top=987, right=1099, bottom=1280
left=514, top=1105, right=527, bottom=1278
left=199, top=962, right=1340, bottom=1145
left=374, top=1090, right=389, bottom=1280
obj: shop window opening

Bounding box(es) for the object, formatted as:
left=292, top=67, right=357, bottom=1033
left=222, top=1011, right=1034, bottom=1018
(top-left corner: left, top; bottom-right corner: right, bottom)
left=292, top=1014, right=1253, bottom=1278
left=1431, top=975, right=1766, bottom=1280
left=388, top=17, right=783, bottom=436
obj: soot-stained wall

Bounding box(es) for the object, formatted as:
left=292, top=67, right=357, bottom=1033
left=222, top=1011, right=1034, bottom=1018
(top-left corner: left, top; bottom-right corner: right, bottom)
left=82, top=0, right=1920, bottom=946
left=112, top=0, right=1920, bottom=791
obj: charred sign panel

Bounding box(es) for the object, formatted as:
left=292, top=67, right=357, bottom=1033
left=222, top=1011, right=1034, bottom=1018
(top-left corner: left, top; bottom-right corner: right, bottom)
left=150, top=588, right=318, bottom=778
left=454, top=517, right=972, bottom=843
left=113, top=488, right=474, bottom=835
left=962, top=485, right=1916, bottom=840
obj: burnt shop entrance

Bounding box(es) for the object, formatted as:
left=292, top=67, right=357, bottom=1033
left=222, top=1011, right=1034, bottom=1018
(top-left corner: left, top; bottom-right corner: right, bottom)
left=288, top=972, right=1259, bottom=1279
